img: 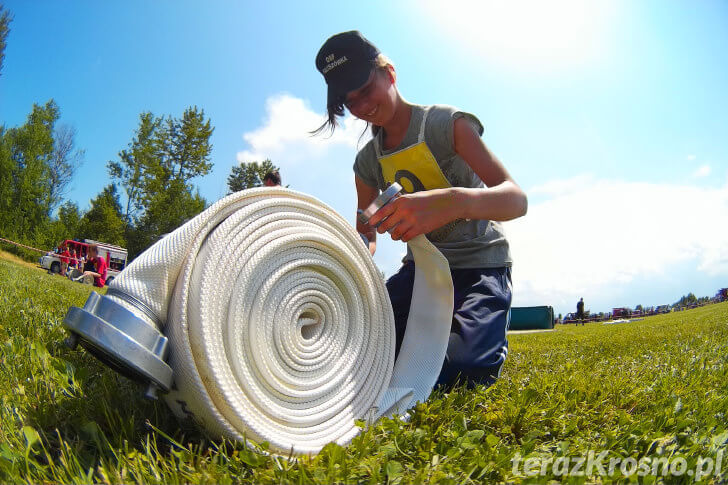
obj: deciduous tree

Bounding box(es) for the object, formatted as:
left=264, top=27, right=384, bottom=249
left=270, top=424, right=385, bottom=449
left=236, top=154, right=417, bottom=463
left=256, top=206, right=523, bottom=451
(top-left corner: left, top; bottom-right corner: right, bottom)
left=109, top=107, right=214, bottom=257
left=227, top=159, right=279, bottom=193
left=0, top=100, right=59, bottom=240
left=48, top=124, right=85, bottom=212
left=0, top=4, right=12, bottom=77
left=78, top=184, right=126, bottom=247
left=134, top=180, right=206, bottom=252
left=57, top=201, right=82, bottom=237
left=108, top=112, right=161, bottom=227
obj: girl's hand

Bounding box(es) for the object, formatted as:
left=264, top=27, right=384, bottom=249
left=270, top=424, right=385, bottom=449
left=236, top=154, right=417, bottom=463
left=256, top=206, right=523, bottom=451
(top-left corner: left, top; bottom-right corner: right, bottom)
left=368, top=188, right=458, bottom=242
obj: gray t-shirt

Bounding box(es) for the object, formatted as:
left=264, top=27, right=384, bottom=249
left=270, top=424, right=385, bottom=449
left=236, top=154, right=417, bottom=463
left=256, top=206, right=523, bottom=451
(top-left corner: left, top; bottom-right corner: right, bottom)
left=353, top=104, right=512, bottom=269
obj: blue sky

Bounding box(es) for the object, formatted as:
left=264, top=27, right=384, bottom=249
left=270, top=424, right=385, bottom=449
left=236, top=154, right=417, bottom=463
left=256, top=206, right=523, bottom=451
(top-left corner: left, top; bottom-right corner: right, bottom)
left=2, top=0, right=727, bottom=316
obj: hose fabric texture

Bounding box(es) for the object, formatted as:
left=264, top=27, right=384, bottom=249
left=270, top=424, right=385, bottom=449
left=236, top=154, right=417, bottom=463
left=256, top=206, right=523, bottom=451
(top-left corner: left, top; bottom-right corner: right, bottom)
left=107, top=187, right=453, bottom=455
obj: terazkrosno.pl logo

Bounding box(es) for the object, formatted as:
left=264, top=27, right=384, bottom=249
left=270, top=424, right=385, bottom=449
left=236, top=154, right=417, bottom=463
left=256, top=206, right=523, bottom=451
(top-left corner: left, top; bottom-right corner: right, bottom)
left=511, top=450, right=724, bottom=480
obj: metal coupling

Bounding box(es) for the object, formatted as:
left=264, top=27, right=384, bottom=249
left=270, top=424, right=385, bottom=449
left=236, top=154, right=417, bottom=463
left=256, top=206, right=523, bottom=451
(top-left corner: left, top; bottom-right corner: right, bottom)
left=357, top=182, right=403, bottom=227
left=63, top=289, right=173, bottom=398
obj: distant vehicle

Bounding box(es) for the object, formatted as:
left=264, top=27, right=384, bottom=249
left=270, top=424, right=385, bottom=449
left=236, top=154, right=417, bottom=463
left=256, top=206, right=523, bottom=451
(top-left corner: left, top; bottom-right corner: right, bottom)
left=39, top=239, right=128, bottom=285
left=612, top=307, right=631, bottom=319
left=563, top=312, right=577, bottom=324
left=655, top=305, right=671, bottom=314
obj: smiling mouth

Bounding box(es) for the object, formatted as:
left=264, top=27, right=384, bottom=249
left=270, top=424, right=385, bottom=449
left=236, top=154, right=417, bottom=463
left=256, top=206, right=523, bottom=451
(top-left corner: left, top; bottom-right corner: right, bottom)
left=366, top=106, right=378, bottom=117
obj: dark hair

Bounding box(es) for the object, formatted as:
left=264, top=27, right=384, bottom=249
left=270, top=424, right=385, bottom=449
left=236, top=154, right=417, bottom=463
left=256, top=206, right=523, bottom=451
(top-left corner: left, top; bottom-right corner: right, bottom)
left=263, top=170, right=282, bottom=186
left=311, top=99, right=346, bottom=137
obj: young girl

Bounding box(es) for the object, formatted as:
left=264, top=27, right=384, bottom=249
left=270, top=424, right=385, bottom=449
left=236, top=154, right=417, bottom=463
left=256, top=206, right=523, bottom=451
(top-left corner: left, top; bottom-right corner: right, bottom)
left=81, top=244, right=107, bottom=288
left=315, top=31, right=528, bottom=388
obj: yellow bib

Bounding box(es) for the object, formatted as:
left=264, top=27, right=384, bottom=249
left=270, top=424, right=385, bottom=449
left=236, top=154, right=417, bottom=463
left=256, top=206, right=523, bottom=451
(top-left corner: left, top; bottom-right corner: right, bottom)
left=375, top=107, right=451, bottom=194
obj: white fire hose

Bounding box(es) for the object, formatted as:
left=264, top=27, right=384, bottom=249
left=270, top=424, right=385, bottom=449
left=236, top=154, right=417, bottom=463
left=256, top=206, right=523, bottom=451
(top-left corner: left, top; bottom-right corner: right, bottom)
left=64, top=186, right=453, bottom=455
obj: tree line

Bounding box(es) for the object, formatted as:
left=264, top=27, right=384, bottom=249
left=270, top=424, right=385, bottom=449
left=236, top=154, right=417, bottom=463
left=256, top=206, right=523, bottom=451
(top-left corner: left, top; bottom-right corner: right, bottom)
left=1, top=99, right=280, bottom=260
left=1, top=4, right=280, bottom=262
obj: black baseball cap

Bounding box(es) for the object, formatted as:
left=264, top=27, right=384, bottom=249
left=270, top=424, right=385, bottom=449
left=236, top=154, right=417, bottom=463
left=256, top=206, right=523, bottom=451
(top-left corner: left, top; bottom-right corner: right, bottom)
left=316, top=31, right=380, bottom=108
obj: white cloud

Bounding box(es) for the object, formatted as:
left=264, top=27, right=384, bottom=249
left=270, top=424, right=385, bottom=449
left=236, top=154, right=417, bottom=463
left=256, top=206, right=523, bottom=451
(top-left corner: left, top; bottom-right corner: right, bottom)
left=528, top=174, right=596, bottom=197
left=418, top=0, right=615, bottom=71
left=237, top=94, right=369, bottom=165
left=507, top=177, right=728, bottom=312
left=686, top=154, right=697, bottom=161
left=692, top=164, right=711, bottom=178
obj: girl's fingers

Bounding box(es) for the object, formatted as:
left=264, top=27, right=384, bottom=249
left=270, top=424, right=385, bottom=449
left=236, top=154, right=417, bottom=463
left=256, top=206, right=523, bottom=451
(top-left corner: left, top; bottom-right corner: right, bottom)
left=390, top=220, right=418, bottom=241
left=368, top=200, right=395, bottom=227
left=389, top=222, right=405, bottom=240
left=376, top=210, right=401, bottom=234
left=400, top=227, right=421, bottom=242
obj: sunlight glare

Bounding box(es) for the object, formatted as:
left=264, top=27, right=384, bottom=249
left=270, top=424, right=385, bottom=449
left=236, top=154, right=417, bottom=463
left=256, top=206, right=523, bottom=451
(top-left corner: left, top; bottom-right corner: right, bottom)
left=420, top=0, right=615, bottom=71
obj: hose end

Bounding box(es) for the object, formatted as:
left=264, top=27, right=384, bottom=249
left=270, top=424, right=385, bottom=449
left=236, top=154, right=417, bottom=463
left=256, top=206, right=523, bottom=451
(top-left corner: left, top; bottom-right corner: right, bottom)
left=63, top=291, right=173, bottom=396
left=358, top=182, right=403, bottom=226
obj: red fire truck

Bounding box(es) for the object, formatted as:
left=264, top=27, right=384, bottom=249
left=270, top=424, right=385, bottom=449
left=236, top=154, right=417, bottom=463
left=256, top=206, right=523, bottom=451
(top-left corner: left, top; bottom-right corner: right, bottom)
left=39, top=239, right=128, bottom=284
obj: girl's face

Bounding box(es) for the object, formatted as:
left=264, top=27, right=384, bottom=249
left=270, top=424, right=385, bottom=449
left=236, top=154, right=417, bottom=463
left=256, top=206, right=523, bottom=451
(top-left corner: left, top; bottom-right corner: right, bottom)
left=344, top=68, right=396, bottom=125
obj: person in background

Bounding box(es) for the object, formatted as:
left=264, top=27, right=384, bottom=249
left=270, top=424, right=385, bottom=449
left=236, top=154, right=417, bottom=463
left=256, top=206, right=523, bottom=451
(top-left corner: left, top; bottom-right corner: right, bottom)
left=66, top=248, right=80, bottom=279
left=69, top=249, right=78, bottom=270
left=263, top=170, right=282, bottom=187
left=59, top=246, right=70, bottom=276
left=80, top=244, right=107, bottom=287
left=576, top=297, right=585, bottom=325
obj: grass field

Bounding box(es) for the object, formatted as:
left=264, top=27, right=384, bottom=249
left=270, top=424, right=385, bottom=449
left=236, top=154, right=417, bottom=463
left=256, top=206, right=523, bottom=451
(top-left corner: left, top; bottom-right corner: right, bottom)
left=0, top=249, right=41, bottom=270
left=1, top=257, right=727, bottom=484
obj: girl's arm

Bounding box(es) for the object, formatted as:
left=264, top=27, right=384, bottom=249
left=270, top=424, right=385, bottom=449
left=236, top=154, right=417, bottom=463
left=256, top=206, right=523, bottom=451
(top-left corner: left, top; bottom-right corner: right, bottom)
left=355, top=175, right=380, bottom=255
left=369, top=117, right=528, bottom=242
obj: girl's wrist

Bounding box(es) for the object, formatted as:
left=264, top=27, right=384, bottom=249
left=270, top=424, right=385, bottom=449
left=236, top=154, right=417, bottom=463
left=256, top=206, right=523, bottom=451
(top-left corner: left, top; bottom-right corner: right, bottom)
left=449, top=187, right=472, bottom=220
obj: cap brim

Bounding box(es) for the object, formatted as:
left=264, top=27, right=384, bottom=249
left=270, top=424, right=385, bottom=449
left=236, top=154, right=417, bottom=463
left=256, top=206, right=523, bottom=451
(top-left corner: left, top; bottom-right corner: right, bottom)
left=326, top=63, right=374, bottom=108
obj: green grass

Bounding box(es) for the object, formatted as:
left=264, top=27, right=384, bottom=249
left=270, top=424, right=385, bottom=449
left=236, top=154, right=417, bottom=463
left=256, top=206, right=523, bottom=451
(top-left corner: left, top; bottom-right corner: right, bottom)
left=1, top=257, right=727, bottom=484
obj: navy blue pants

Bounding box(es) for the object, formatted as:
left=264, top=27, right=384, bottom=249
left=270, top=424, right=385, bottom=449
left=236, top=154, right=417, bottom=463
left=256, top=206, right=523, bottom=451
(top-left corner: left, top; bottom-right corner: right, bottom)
left=386, top=261, right=512, bottom=388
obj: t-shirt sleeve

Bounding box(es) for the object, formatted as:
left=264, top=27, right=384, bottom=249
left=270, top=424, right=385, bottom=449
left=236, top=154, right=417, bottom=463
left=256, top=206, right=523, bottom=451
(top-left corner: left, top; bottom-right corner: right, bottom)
left=352, top=141, right=380, bottom=189
left=427, top=105, right=484, bottom=157
left=97, top=258, right=107, bottom=277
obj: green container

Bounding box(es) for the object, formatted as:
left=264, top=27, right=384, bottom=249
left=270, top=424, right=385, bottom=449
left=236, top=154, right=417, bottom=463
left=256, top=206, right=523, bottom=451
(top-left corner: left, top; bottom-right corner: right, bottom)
left=510, top=306, right=554, bottom=330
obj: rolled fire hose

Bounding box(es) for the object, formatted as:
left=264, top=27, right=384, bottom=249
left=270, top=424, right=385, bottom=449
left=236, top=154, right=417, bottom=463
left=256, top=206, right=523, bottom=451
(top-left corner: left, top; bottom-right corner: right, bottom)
left=63, top=186, right=453, bottom=455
